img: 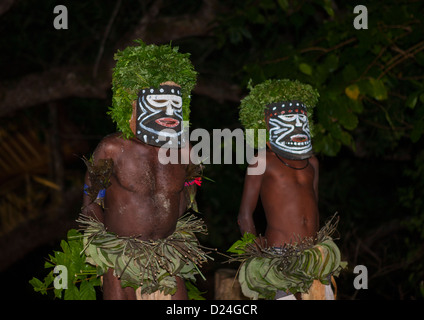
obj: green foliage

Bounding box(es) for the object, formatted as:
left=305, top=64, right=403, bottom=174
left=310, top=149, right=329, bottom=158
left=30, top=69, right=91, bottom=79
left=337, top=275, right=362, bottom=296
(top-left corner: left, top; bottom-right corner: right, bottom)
left=217, top=0, right=424, bottom=157
left=78, top=213, right=212, bottom=296
left=109, top=39, right=198, bottom=138
left=239, top=79, right=319, bottom=148
left=239, top=238, right=346, bottom=299
left=185, top=280, right=207, bottom=300
left=227, top=232, right=257, bottom=254
left=209, top=0, right=424, bottom=299
left=29, top=229, right=100, bottom=300
left=29, top=227, right=208, bottom=300
left=5, top=0, right=424, bottom=300
left=229, top=233, right=347, bottom=299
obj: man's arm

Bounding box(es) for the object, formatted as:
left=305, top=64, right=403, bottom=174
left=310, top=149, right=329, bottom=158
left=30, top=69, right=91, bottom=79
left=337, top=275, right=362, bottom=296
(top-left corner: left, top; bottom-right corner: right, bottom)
left=237, top=165, right=263, bottom=236
left=82, top=171, right=105, bottom=222
left=179, top=143, right=200, bottom=216
left=81, top=139, right=115, bottom=222
left=310, top=156, right=319, bottom=201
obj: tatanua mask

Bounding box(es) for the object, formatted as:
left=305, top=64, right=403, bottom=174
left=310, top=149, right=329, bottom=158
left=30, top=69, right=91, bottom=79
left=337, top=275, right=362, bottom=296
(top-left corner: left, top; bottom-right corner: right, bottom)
left=265, top=100, right=313, bottom=160
left=136, top=84, right=184, bottom=148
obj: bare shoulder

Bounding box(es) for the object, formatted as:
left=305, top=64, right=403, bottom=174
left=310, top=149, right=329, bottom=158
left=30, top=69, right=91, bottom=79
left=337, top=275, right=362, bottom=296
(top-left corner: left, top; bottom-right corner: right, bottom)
left=309, top=155, right=319, bottom=169
left=264, top=149, right=281, bottom=170
left=247, top=148, right=267, bottom=168
left=93, top=133, right=126, bottom=161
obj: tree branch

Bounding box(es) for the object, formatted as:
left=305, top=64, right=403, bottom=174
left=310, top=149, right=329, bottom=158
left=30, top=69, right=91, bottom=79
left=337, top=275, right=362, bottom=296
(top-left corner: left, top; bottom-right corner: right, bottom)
left=117, top=0, right=218, bottom=49
left=0, top=0, right=15, bottom=16
left=0, top=0, right=235, bottom=118
left=93, top=0, right=123, bottom=78
left=0, top=66, right=110, bottom=117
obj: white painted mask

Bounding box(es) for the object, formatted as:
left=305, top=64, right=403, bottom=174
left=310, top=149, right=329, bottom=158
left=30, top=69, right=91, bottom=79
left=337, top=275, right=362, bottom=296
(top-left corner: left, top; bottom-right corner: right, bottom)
left=265, top=100, right=313, bottom=160
left=136, top=84, right=184, bottom=148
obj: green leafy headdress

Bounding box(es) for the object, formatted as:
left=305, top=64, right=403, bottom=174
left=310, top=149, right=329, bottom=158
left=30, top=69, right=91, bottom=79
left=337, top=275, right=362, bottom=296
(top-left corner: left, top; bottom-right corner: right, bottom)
left=108, top=40, right=197, bottom=138
left=239, top=79, right=319, bottom=148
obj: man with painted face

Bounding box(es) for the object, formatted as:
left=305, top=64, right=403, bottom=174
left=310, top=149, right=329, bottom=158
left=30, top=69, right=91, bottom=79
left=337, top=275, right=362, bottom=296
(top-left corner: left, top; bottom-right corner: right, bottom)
left=79, top=40, right=210, bottom=300
left=235, top=79, right=345, bottom=300
left=134, top=82, right=184, bottom=147
left=266, top=100, right=313, bottom=162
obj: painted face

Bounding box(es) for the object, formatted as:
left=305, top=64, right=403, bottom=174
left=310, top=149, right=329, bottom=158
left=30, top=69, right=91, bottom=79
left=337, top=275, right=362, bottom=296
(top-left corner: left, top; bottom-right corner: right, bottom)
left=136, top=84, right=184, bottom=148
left=265, top=100, right=313, bottom=160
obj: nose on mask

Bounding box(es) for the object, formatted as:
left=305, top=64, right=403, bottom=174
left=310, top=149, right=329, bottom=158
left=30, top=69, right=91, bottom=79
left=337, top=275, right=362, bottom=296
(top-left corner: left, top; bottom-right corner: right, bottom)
left=165, top=102, right=175, bottom=116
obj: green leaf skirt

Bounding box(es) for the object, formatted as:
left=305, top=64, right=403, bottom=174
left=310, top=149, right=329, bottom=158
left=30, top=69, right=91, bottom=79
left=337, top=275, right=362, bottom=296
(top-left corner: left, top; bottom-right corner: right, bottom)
left=77, top=214, right=213, bottom=296
left=230, top=215, right=347, bottom=300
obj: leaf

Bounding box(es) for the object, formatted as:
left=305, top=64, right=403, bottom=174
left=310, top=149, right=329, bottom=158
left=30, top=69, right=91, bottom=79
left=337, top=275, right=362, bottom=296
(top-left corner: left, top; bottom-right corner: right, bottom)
left=64, top=284, right=80, bottom=300
left=347, top=98, right=364, bottom=113
left=29, top=277, right=44, bottom=288
left=60, top=239, right=71, bottom=255
left=238, top=263, right=259, bottom=300
left=314, top=65, right=329, bottom=85
left=54, top=288, right=63, bottom=299
left=420, top=93, right=424, bottom=104
left=406, top=92, right=419, bottom=109
left=299, top=63, right=313, bottom=75
left=340, top=112, right=359, bottom=131
left=322, top=0, right=335, bottom=17
left=31, top=229, right=100, bottom=300
left=340, top=131, right=355, bottom=148
left=277, top=0, right=289, bottom=11
left=185, top=280, right=206, bottom=300
left=342, top=65, right=358, bottom=82
left=89, top=275, right=102, bottom=287
left=227, top=232, right=256, bottom=254
left=411, top=119, right=424, bottom=143
left=79, top=280, right=96, bottom=300
left=319, top=134, right=341, bottom=157
left=368, top=78, right=388, bottom=101
left=345, top=84, right=360, bottom=100
left=29, top=277, right=48, bottom=295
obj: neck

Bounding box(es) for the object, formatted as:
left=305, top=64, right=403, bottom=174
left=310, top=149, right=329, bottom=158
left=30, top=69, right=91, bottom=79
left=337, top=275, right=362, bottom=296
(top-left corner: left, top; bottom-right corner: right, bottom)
left=276, top=154, right=309, bottom=170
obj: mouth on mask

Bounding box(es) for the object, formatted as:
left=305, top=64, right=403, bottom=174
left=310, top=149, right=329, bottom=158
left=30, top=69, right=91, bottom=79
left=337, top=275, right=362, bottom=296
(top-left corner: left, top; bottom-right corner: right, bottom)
left=265, top=100, right=314, bottom=160
left=155, top=117, right=180, bottom=128
left=290, top=134, right=309, bottom=144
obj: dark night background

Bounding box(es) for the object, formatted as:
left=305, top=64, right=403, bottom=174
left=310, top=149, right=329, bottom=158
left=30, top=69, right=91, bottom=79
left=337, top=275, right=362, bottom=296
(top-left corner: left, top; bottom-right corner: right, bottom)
left=0, top=0, right=423, bottom=300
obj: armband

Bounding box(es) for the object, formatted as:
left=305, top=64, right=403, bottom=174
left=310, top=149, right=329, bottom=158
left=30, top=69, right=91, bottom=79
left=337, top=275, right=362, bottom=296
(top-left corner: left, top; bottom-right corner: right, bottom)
left=84, top=184, right=106, bottom=199
left=97, top=188, right=106, bottom=199
left=184, top=177, right=202, bottom=187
